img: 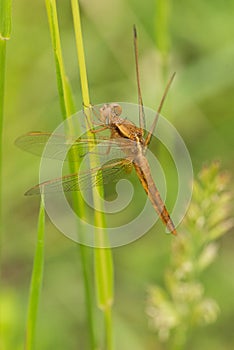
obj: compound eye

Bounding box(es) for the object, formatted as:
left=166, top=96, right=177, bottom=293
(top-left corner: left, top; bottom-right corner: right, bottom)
left=112, top=104, right=122, bottom=116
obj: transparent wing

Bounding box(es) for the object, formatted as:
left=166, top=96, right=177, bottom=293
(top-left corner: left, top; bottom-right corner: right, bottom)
left=15, top=131, right=137, bottom=161
left=25, top=158, right=134, bottom=195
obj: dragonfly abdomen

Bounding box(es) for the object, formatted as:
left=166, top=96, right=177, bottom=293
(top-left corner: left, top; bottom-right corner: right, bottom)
left=133, top=159, right=177, bottom=235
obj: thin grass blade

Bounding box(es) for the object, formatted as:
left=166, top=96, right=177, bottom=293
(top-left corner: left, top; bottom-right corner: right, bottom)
left=25, top=199, right=45, bottom=350
left=45, top=1, right=97, bottom=349
left=71, top=1, right=114, bottom=349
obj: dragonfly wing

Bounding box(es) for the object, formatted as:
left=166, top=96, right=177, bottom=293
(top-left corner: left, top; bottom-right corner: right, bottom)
left=15, top=132, right=74, bottom=159
left=16, top=132, right=137, bottom=161
left=15, top=132, right=105, bottom=160
left=25, top=158, right=133, bottom=195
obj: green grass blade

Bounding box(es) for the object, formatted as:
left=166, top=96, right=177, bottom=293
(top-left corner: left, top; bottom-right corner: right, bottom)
left=0, top=1, right=11, bottom=341
left=0, top=39, right=6, bottom=243
left=0, top=0, right=12, bottom=39
left=45, top=0, right=75, bottom=118
left=71, top=1, right=114, bottom=348
left=45, top=1, right=97, bottom=349
left=0, top=0, right=12, bottom=264
left=25, top=199, right=45, bottom=350
left=70, top=0, right=90, bottom=107
left=94, top=245, right=114, bottom=349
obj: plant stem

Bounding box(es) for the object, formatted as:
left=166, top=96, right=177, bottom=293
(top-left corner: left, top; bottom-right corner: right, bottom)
left=71, top=1, right=114, bottom=348
left=25, top=199, right=45, bottom=350
left=0, top=39, right=6, bottom=252
left=45, top=0, right=75, bottom=118
left=0, top=0, right=11, bottom=256
left=104, top=304, right=113, bottom=350
left=0, top=11, right=11, bottom=348
left=70, top=0, right=90, bottom=107
left=45, top=1, right=98, bottom=349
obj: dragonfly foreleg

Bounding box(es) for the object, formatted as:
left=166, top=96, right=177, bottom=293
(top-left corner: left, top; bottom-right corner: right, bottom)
left=90, top=125, right=110, bottom=133
left=82, top=104, right=104, bottom=131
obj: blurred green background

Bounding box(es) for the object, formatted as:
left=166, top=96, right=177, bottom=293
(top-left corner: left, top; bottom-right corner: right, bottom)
left=2, top=0, right=234, bottom=349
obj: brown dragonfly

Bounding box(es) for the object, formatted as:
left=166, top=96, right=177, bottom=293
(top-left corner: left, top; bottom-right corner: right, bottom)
left=16, top=27, right=177, bottom=235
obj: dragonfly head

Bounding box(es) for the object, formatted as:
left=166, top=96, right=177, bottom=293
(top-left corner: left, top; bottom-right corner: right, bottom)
left=99, top=103, right=122, bottom=124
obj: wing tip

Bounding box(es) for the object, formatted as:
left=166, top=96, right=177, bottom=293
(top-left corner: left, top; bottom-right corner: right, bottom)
left=24, top=186, right=41, bottom=196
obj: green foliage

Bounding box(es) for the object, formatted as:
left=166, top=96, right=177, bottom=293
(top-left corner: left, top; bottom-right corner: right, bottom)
left=0, top=0, right=12, bottom=39
left=146, top=163, right=233, bottom=349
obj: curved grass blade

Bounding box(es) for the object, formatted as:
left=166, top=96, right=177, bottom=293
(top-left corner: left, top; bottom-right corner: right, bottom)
left=25, top=198, right=45, bottom=350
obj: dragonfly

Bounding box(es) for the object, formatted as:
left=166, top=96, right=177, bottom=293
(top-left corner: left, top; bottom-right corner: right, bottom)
left=16, top=27, right=177, bottom=235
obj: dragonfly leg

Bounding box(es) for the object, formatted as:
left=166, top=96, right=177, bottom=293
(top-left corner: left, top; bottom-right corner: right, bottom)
left=90, top=125, right=109, bottom=133
left=82, top=104, right=103, bottom=130
left=82, top=105, right=111, bottom=133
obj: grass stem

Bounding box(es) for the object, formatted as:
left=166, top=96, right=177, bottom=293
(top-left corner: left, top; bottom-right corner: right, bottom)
left=25, top=199, right=45, bottom=350
left=45, top=1, right=98, bottom=348
left=71, top=1, right=114, bottom=348
left=0, top=0, right=12, bottom=254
